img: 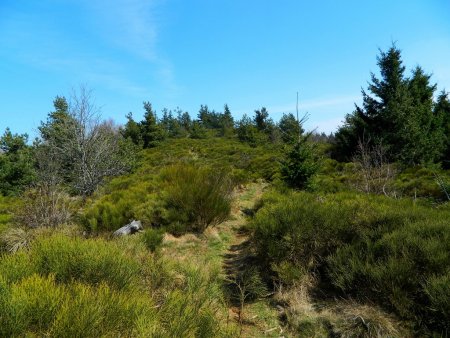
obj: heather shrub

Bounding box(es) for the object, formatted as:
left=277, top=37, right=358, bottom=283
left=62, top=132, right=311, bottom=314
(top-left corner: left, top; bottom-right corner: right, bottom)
left=394, top=166, right=450, bottom=200
left=251, top=192, right=414, bottom=273
left=142, top=227, right=164, bottom=252
left=0, top=274, right=157, bottom=337
left=328, top=217, right=450, bottom=332
left=161, top=164, right=234, bottom=234
left=31, top=234, right=140, bottom=290
left=16, top=184, right=75, bottom=228
left=82, top=187, right=146, bottom=232
left=250, top=191, right=450, bottom=334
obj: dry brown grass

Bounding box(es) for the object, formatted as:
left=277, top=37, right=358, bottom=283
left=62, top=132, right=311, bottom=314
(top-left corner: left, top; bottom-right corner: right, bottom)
left=0, top=227, right=33, bottom=253
left=274, top=274, right=410, bottom=338
left=331, top=302, right=410, bottom=338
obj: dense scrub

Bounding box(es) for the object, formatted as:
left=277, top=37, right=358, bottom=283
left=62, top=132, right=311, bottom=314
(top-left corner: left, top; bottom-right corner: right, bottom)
left=250, top=191, right=450, bottom=334
left=0, top=195, right=20, bottom=236
left=161, top=164, right=234, bottom=234
left=1, top=131, right=449, bottom=336
left=82, top=137, right=281, bottom=234
left=313, top=158, right=450, bottom=200
left=0, top=231, right=237, bottom=337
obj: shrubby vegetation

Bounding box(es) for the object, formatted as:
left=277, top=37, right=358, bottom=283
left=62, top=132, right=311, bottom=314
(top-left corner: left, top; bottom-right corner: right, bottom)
left=161, top=164, right=234, bottom=234
left=250, top=190, right=450, bottom=334
left=0, top=231, right=237, bottom=337
left=0, top=43, right=449, bottom=336
left=82, top=137, right=283, bottom=234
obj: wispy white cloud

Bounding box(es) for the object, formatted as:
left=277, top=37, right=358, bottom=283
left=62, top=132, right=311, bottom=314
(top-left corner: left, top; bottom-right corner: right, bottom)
left=232, top=94, right=359, bottom=133
left=303, top=117, right=345, bottom=134
left=267, top=95, right=360, bottom=115
left=83, top=0, right=159, bottom=61
left=0, top=0, right=177, bottom=99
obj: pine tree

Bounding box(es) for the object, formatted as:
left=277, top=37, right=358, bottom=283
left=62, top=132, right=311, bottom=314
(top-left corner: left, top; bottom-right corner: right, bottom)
left=220, top=104, right=234, bottom=136
left=0, top=128, right=35, bottom=195
left=121, top=112, right=143, bottom=146
left=435, top=91, right=450, bottom=168
left=281, top=135, right=319, bottom=189
left=236, top=114, right=259, bottom=146
left=141, top=101, right=165, bottom=148
left=403, top=67, right=443, bottom=164
left=37, top=96, right=77, bottom=185
left=38, top=96, right=73, bottom=142
left=178, top=111, right=192, bottom=134
left=278, top=113, right=303, bottom=144
left=253, top=107, right=270, bottom=132
left=190, top=121, right=207, bottom=139
left=334, top=44, right=443, bottom=165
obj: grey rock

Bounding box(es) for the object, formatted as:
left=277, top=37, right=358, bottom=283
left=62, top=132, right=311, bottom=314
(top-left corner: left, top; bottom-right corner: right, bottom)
left=113, top=220, right=143, bottom=236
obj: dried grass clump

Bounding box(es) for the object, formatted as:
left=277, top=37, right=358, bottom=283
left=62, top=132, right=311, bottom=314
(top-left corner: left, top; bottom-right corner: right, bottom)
left=0, top=227, right=33, bottom=253
left=331, top=302, right=407, bottom=338
left=16, top=184, right=75, bottom=228
left=275, top=275, right=409, bottom=338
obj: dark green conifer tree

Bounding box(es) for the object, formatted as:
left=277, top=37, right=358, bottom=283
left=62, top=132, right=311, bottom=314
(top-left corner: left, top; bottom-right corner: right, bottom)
left=141, top=101, right=165, bottom=148
left=253, top=107, right=270, bottom=132
left=281, top=135, right=319, bottom=189
left=121, top=112, right=143, bottom=146
left=236, top=114, right=259, bottom=146
left=435, top=91, right=450, bottom=168
left=334, top=44, right=444, bottom=165
left=278, top=113, right=303, bottom=144
left=177, top=111, right=192, bottom=134
left=220, top=104, right=234, bottom=136
left=0, top=128, right=35, bottom=195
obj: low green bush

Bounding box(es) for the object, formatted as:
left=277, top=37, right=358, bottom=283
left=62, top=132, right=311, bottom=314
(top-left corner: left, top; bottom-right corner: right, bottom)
left=250, top=191, right=450, bottom=334
left=81, top=137, right=282, bottom=234
left=328, top=217, right=450, bottom=332
left=0, top=232, right=237, bottom=337
left=142, top=227, right=164, bottom=252
left=82, top=183, right=150, bottom=232
left=161, top=164, right=234, bottom=234
left=0, top=274, right=157, bottom=337
left=32, top=234, right=141, bottom=290
left=0, top=234, right=140, bottom=290
left=394, top=166, right=450, bottom=201
left=0, top=195, right=20, bottom=235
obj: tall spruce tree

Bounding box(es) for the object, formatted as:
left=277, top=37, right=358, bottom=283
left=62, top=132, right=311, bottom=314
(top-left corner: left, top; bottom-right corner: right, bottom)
left=278, top=113, right=303, bottom=144
left=254, top=107, right=270, bottom=132
left=404, top=67, right=444, bottom=164
left=334, top=45, right=444, bottom=165
left=0, top=128, right=35, bottom=195
left=121, top=112, right=143, bottom=146
left=141, top=102, right=165, bottom=148
left=37, top=96, right=77, bottom=185
left=220, top=104, right=234, bottom=136
left=435, top=90, right=450, bottom=168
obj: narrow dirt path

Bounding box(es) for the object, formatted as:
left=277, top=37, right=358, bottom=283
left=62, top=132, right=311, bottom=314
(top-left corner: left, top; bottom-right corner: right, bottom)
left=221, top=182, right=286, bottom=337
left=162, top=181, right=285, bottom=337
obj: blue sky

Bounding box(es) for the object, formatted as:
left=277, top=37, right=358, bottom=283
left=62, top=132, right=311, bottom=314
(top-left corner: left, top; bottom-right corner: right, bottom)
left=1, top=0, right=450, bottom=137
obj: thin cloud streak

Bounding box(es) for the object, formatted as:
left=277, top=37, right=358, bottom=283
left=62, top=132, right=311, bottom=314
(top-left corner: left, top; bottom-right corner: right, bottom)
left=268, top=95, right=361, bottom=114
left=0, top=0, right=178, bottom=101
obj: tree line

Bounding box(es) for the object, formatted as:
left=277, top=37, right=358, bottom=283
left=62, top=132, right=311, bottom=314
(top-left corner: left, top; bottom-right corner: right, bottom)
left=121, top=102, right=306, bottom=147
left=1, top=44, right=449, bottom=197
